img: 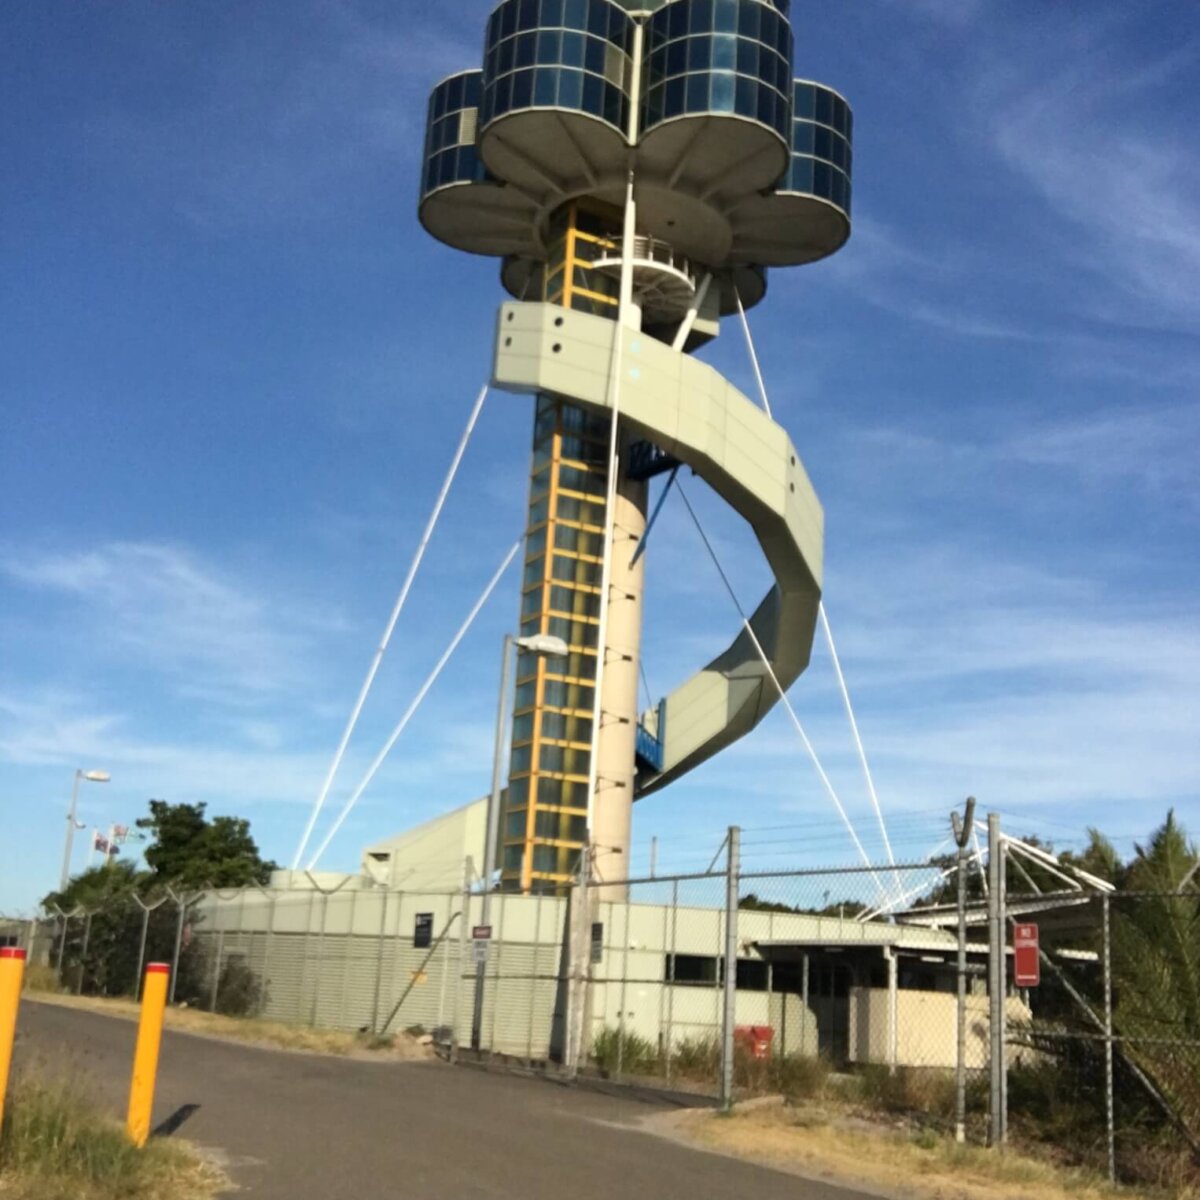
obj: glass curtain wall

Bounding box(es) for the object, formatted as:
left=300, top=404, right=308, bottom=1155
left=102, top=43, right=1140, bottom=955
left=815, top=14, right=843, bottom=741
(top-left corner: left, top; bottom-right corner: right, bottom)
left=502, top=198, right=622, bottom=893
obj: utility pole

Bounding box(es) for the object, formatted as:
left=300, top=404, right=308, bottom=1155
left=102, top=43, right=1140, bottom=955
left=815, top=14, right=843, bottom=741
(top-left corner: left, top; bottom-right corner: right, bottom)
left=563, top=839, right=592, bottom=1077
left=951, top=796, right=976, bottom=1144
left=986, top=811, right=1007, bottom=1147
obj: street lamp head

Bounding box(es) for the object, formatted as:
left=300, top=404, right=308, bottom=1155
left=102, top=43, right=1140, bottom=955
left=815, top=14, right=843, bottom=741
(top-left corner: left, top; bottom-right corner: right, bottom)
left=81, top=770, right=111, bottom=783
left=514, top=633, right=569, bottom=658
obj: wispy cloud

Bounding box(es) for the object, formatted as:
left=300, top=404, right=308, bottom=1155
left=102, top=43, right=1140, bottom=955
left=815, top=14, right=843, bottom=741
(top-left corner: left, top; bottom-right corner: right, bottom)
left=1006, top=406, right=1200, bottom=501
left=825, top=218, right=1043, bottom=342
left=973, top=27, right=1200, bottom=329
left=0, top=541, right=339, bottom=701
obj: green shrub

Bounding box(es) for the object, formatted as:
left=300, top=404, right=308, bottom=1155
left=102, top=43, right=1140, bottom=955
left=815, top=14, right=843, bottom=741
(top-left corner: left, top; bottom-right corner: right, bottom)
left=209, top=956, right=262, bottom=1017
left=671, top=1034, right=719, bottom=1079
left=851, top=1064, right=958, bottom=1124
left=769, top=1053, right=831, bottom=1100
left=591, top=1026, right=660, bottom=1076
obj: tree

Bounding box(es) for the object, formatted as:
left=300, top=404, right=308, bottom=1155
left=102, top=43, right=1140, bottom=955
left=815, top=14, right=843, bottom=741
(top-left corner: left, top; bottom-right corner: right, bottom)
left=41, top=799, right=276, bottom=1004
left=137, top=800, right=276, bottom=889
left=739, top=892, right=869, bottom=917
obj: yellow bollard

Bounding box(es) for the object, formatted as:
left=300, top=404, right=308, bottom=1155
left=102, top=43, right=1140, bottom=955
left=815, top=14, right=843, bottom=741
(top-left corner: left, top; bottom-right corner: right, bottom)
left=126, top=962, right=169, bottom=1147
left=0, top=947, right=26, bottom=1133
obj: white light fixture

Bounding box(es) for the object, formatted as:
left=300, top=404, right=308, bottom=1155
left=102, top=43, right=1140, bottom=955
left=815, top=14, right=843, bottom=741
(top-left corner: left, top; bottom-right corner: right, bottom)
left=60, top=767, right=111, bottom=889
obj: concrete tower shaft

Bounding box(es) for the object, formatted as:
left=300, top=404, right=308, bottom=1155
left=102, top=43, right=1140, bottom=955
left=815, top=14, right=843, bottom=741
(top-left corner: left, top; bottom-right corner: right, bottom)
left=417, top=0, right=854, bottom=892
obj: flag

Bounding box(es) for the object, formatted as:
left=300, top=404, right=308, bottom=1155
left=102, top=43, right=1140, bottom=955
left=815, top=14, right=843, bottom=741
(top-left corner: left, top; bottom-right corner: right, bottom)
left=113, top=825, right=129, bottom=841
left=93, top=832, right=110, bottom=854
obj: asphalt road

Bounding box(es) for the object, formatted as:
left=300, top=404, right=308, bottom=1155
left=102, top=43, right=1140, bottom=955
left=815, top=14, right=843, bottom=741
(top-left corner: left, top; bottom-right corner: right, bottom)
left=15, top=1001, right=875, bottom=1199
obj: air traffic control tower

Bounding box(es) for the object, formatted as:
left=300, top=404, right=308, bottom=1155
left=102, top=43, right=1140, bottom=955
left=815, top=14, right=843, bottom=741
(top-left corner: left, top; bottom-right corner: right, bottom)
left=419, top=0, right=852, bottom=893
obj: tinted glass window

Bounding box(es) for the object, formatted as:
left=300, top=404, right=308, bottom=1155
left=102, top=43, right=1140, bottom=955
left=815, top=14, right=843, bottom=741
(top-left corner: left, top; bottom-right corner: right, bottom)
left=710, top=69, right=735, bottom=111
left=815, top=86, right=833, bottom=127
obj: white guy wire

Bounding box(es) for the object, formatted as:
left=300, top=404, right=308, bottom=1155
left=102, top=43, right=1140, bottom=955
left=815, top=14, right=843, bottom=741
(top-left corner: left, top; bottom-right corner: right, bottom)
left=733, top=285, right=898, bottom=900
left=306, top=538, right=520, bottom=870
left=858, top=865, right=953, bottom=923
left=674, top=481, right=891, bottom=905
left=734, top=287, right=772, bottom=419
left=819, top=601, right=900, bottom=895
left=291, top=383, right=490, bottom=868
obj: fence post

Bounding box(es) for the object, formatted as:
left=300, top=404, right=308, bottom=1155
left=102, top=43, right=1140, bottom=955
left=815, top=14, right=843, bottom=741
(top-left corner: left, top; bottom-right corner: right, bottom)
left=370, top=890, right=390, bottom=1034
left=310, top=890, right=330, bottom=1027
left=526, top=891, right=543, bottom=1065
left=487, top=890, right=507, bottom=1061
left=168, top=891, right=185, bottom=1005
left=1102, top=893, right=1115, bottom=1183
left=665, top=878, right=678, bottom=1086
left=437, top=894, right=453, bottom=1040
left=258, top=893, right=276, bottom=1017
left=953, top=796, right=976, bottom=1143
left=720, top=825, right=740, bottom=1111
left=338, top=888, right=358, bottom=1031
left=801, top=953, right=809, bottom=1057
left=616, top=899, right=630, bottom=1081
left=450, top=857, right=473, bottom=1064
left=134, top=903, right=151, bottom=999
left=54, top=909, right=69, bottom=982
left=886, top=945, right=898, bottom=1075
left=78, top=912, right=93, bottom=995
left=209, top=924, right=225, bottom=1013
left=986, top=811, right=1007, bottom=1147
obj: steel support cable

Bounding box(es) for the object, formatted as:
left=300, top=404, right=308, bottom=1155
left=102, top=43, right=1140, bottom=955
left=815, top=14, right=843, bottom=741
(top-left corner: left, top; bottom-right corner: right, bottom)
left=734, top=286, right=772, bottom=419
left=818, top=602, right=902, bottom=896
left=292, top=383, right=490, bottom=869
left=674, top=481, right=892, bottom=905
left=735, top=288, right=901, bottom=889
left=306, top=538, right=521, bottom=870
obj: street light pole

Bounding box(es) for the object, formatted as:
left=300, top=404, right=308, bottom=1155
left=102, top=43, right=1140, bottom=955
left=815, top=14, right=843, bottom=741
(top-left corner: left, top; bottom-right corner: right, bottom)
left=471, top=632, right=566, bottom=1052
left=482, top=634, right=516, bottom=905
left=60, top=769, right=110, bottom=890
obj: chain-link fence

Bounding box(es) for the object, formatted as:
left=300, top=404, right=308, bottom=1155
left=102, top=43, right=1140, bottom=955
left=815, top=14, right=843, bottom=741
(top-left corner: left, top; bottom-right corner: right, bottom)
left=1006, top=889, right=1200, bottom=1188
left=9, top=834, right=1199, bottom=1190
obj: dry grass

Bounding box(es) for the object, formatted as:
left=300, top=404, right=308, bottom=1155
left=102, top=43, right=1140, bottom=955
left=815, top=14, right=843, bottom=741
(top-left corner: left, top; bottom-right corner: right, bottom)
left=0, top=1071, right=223, bottom=1200
left=19, top=965, right=59, bottom=995
left=25, top=991, right=432, bottom=1060
left=666, top=1102, right=1197, bottom=1200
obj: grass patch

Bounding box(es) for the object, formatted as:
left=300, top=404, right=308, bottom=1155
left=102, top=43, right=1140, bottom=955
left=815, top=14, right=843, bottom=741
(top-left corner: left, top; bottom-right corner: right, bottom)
left=0, top=1071, right=222, bottom=1200
left=25, top=992, right=433, bottom=1060
left=680, top=1102, right=1194, bottom=1200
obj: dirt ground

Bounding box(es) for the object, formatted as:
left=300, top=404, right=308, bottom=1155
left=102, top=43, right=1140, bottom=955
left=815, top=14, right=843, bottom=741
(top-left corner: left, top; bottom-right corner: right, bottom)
left=645, top=1100, right=1169, bottom=1200
left=23, top=990, right=434, bottom=1061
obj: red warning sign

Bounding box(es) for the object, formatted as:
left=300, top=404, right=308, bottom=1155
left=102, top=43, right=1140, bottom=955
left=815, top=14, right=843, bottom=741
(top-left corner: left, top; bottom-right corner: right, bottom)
left=1013, top=923, right=1040, bottom=988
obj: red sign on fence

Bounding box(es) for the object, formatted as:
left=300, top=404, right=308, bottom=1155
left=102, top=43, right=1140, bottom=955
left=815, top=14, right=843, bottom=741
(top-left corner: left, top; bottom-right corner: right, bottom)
left=1013, top=922, right=1040, bottom=987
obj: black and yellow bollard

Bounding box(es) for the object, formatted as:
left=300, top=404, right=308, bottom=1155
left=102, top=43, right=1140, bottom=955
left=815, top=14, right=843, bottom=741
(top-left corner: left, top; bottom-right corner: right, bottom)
left=0, top=947, right=26, bottom=1132
left=126, top=962, right=169, bottom=1147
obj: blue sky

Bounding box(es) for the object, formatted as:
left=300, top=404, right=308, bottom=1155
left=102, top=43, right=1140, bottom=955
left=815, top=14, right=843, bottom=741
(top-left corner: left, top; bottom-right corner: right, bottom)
left=2, top=0, right=1198, bottom=912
